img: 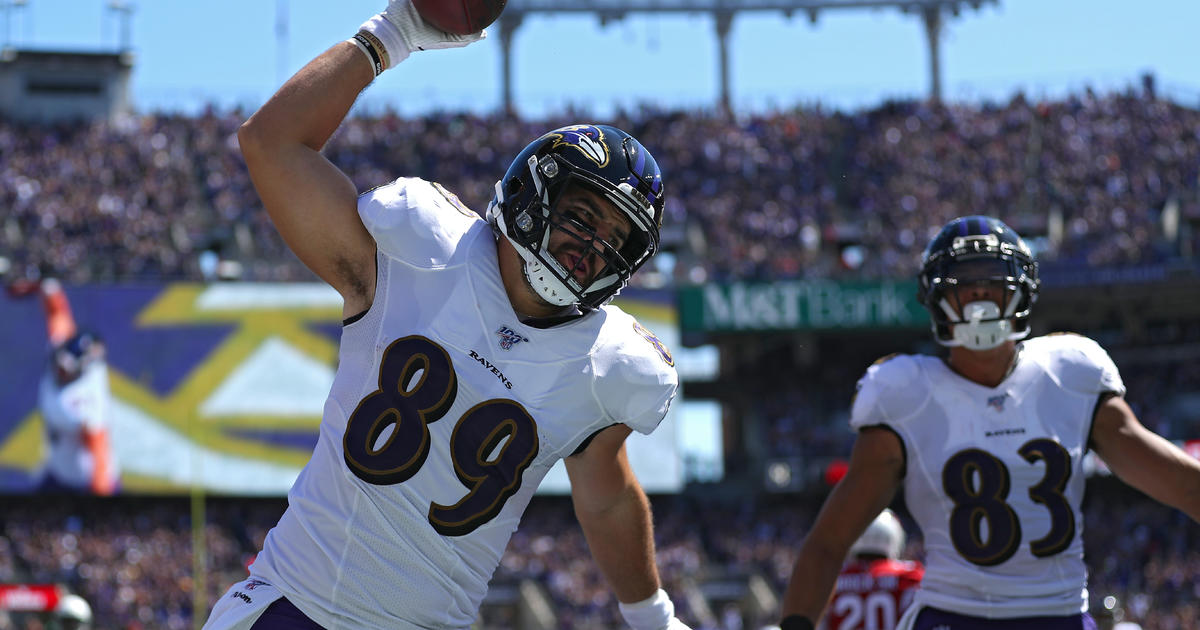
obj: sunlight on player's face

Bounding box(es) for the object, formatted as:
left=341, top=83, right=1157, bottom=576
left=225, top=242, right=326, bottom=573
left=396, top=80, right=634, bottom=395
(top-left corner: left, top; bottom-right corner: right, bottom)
left=547, top=184, right=631, bottom=285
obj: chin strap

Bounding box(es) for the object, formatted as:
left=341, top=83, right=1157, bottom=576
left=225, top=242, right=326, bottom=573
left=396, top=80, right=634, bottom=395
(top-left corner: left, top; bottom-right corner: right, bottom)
left=952, top=300, right=1011, bottom=350
left=938, top=297, right=1029, bottom=351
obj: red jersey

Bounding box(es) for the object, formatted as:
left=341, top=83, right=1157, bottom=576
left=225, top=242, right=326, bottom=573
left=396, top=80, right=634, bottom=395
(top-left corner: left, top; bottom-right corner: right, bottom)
left=823, top=559, right=924, bottom=630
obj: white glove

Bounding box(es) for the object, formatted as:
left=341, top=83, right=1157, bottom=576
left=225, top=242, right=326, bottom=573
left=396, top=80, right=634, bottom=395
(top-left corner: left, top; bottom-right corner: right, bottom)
left=355, top=0, right=485, bottom=72
left=383, top=0, right=485, bottom=52
left=619, top=589, right=692, bottom=630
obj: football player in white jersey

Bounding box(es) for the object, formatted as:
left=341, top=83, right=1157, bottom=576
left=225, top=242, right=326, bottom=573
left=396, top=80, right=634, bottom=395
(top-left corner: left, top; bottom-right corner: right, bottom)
left=7, top=277, right=118, bottom=495
left=778, top=217, right=1200, bottom=630
left=201, top=2, right=689, bottom=630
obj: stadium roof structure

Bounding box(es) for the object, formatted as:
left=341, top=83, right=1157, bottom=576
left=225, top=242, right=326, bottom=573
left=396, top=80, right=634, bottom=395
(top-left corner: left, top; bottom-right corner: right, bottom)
left=0, top=48, right=133, bottom=123
left=496, top=0, right=1000, bottom=111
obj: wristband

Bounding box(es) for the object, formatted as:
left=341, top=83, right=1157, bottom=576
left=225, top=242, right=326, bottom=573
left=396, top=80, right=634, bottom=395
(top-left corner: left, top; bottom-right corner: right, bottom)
left=619, top=589, right=674, bottom=630
left=780, top=615, right=814, bottom=630
left=351, top=12, right=407, bottom=74
left=348, top=32, right=386, bottom=76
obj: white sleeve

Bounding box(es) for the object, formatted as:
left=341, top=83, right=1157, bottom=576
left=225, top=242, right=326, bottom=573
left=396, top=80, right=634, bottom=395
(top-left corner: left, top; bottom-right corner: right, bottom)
left=357, top=178, right=482, bottom=266
left=1087, top=345, right=1125, bottom=397
left=850, top=365, right=889, bottom=431
left=594, top=319, right=679, bottom=436
left=1047, top=333, right=1126, bottom=398
left=848, top=354, right=924, bottom=432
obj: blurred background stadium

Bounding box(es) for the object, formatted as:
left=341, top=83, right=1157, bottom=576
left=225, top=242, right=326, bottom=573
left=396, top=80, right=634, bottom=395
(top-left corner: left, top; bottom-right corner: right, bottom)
left=1, top=0, right=1199, bottom=628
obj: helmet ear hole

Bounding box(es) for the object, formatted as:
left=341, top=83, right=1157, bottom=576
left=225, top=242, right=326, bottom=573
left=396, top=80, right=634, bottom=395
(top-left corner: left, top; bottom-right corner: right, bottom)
left=504, top=176, right=523, bottom=198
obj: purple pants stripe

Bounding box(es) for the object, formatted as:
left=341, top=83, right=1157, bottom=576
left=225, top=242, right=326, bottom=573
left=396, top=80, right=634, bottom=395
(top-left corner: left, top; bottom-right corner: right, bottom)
left=913, top=607, right=1098, bottom=630
left=250, top=598, right=326, bottom=630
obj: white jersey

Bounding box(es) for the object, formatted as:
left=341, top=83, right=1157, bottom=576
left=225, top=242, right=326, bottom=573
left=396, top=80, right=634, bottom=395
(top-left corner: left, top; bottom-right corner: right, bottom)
left=249, top=179, right=678, bottom=630
left=38, top=361, right=118, bottom=490
left=850, top=334, right=1124, bottom=619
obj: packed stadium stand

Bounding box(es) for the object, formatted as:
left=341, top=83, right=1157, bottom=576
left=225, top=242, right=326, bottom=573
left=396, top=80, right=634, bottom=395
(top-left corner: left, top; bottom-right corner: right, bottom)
left=3, top=84, right=1200, bottom=629
left=3, top=83, right=1198, bottom=285
left=2, top=482, right=1198, bottom=629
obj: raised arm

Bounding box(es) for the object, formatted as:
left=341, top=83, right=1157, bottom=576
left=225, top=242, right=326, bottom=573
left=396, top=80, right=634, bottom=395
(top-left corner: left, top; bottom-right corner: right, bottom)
left=1091, top=394, right=1200, bottom=522
left=237, top=44, right=376, bottom=316
left=39, top=279, right=78, bottom=346
left=565, top=424, right=689, bottom=630
left=236, top=1, right=482, bottom=318
left=779, top=426, right=906, bottom=630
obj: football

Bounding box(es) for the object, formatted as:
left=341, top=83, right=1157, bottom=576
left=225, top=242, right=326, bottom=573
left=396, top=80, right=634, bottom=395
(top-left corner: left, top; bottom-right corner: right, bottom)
left=412, top=0, right=507, bottom=36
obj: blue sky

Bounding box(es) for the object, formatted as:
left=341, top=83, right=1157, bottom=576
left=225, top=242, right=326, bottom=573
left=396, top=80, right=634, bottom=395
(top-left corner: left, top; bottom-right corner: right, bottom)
left=6, top=0, right=1200, bottom=117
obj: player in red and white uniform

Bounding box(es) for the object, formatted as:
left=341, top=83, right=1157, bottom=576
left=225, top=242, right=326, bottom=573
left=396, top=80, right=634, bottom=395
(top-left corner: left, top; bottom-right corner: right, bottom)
left=779, top=217, right=1200, bottom=630
left=822, top=510, right=923, bottom=630
left=202, top=2, right=688, bottom=629
left=8, top=277, right=118, bottom=495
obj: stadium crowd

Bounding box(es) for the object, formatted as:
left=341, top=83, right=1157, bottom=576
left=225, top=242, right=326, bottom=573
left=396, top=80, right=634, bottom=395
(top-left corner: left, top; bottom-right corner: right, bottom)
left=3, top=84, right=1199, bottom=285
left=1, top=483, right=1197, bottom=629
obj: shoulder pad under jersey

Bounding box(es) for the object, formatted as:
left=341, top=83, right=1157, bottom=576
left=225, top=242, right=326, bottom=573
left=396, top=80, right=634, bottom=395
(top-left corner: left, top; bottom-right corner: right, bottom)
left=849, top=353, right=928, bottom=430
left=1024, top=332, right=1126, bottom=397
left=591, top=308, right=679, bottom=436
left=357, top=177, right=482, bottom=266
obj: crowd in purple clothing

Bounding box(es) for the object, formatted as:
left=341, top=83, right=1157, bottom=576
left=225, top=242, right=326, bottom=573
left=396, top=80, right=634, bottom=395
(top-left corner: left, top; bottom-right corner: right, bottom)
left=3, top=83, right=1199, bottom=285
left=0, top=498, right=272, bottom=630
left=1, top=483, right=1197, bottom=630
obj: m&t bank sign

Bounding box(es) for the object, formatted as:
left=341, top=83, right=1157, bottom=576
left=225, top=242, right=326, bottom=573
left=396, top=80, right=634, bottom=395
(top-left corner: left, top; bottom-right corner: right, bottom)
left=678, top=281, right=926, bottom=333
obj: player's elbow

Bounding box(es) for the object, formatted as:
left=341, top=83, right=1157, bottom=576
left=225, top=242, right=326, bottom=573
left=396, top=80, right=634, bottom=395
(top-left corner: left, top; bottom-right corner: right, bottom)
left=1175, top=462, right=1200, bottom=523
left=237, top=116, right=270, bottom=164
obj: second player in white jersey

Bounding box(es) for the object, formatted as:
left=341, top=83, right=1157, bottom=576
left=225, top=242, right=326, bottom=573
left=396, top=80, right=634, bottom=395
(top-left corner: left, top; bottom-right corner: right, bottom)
left=850, top=333, right=1120, bottom=617
left=250, top=178, right=677, bottom=629
left=780, top=216, right=1200, bottom=630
